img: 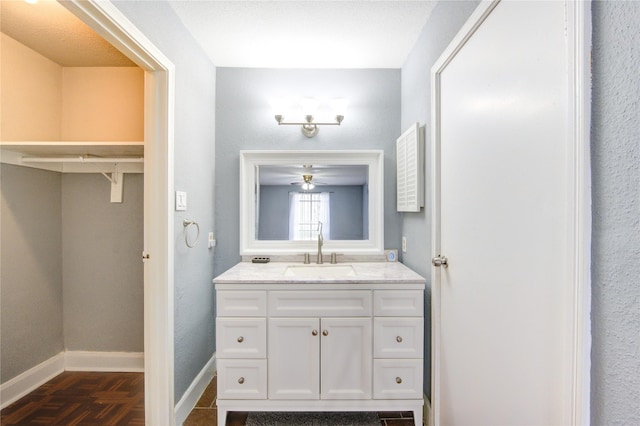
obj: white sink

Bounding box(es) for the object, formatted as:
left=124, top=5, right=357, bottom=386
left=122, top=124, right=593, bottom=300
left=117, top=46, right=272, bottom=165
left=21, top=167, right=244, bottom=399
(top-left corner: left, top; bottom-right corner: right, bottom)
left=284, top=264, right=356, bottom=278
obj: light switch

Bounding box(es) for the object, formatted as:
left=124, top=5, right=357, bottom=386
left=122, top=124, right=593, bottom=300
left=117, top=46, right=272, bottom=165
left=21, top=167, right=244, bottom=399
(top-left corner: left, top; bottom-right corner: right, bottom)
left=175, top=191, right=187, bottom=211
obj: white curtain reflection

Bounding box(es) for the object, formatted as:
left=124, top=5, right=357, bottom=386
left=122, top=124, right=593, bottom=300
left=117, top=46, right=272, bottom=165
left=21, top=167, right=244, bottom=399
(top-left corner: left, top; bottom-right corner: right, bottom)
left=289, top=192, right=331, bottom=240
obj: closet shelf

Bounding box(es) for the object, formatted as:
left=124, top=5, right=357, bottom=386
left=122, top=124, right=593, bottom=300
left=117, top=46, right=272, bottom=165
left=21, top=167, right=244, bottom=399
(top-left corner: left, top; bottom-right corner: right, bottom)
left=0, top=141, right=143, bottom=156
left=0, top=141, right=144, bottom=174
left=1, top=141, right=144, bottom=203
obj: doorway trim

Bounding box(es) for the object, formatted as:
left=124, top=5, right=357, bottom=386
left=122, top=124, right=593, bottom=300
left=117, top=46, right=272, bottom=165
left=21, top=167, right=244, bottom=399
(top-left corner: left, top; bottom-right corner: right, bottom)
left=62, top=1, right=175, bottom=423
left=429, top=0, right=591, bottom=424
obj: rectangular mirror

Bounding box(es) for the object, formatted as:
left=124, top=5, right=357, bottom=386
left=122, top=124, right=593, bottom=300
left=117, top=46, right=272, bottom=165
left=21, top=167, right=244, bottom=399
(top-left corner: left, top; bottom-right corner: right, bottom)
left=240, top=150, right=384, bottom=255
left=258, top=164, right=368, bottom=241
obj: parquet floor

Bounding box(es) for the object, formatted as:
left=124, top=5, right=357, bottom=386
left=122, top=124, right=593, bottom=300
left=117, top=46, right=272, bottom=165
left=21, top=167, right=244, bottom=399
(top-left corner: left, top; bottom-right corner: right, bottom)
left=184, top=376, right=418, bottom=426
left=2, top=372, right=417, bottom=425
left=1, top=371, right=144, bottom=426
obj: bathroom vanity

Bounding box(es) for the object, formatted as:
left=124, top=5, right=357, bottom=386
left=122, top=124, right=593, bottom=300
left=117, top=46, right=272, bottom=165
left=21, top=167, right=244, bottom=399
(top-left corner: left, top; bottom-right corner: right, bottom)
left=213, top=261, right=426, bottom=426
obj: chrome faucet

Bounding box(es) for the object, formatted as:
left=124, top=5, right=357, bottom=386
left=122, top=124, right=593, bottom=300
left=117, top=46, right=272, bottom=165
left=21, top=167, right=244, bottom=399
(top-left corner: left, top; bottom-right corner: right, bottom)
left=316, top=221, right=323, bottom=264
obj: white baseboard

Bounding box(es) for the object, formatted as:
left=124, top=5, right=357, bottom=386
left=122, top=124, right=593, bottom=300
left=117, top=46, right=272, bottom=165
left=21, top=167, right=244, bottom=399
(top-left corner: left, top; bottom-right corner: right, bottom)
left=0, top=352, right=65, bottom=409
left=0, top=351, right=144, bottom=410
left=64, top=351, right=144, bottom=372
left=175, top=353, right=216, bottom=426
left=423, top=394, right=432, bottom=426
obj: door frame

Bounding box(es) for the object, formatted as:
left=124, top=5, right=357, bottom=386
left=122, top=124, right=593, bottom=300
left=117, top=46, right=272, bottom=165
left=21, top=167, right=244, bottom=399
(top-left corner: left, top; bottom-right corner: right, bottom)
left=61, top=1, right=175, bottom=424
left=429, top=0, right=591, bottom=424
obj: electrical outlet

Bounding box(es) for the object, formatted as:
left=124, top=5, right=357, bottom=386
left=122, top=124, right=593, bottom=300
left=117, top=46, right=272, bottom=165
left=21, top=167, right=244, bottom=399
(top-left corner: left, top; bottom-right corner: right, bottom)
left=208, top=232, right=216, bottom=249
left=402, top=236, right=407, bottom=253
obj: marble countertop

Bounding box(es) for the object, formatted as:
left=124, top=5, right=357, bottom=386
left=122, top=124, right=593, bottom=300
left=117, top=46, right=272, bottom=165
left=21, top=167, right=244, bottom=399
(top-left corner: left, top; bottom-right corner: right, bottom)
left=213, top=261, right=425, bottom=284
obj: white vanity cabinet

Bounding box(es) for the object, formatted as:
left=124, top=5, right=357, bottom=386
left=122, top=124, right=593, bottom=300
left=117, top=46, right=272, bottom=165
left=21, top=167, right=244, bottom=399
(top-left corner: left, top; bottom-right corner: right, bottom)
left=372, top=290, right=424, bottom=400
left=268, top=291, right=372, bottom=400
left=216, top=291, right=268, bottom=400
left=213, top=262, right=426, bottom=426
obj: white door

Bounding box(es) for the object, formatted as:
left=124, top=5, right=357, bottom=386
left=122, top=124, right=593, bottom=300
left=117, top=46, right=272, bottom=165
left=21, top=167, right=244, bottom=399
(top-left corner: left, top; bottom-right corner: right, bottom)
left=268, top=318, right=320, bottom=399
left=431, top=1, right=590, bottom=425
left=320, top=317, right=372, bottom=400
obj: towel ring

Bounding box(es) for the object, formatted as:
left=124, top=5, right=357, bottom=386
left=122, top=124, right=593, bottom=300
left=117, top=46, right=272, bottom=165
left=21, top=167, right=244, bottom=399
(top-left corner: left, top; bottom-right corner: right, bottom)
left=183, top=219, right=200, bottom=248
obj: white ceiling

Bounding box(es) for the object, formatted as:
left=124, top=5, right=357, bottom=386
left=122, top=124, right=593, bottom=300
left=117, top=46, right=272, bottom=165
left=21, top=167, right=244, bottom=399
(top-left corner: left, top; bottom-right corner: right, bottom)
left=260, top=164, right=368, bottom=186
left=0, top=0, right=135, bottom=67
left=1, top=1, right=436, bottom=68
left=168, top=1, right=437, bottom=68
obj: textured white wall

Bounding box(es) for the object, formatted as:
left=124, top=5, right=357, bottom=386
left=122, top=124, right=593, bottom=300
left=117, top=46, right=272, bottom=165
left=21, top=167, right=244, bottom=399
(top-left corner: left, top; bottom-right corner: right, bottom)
left=591, top=1, right=640, bottom=423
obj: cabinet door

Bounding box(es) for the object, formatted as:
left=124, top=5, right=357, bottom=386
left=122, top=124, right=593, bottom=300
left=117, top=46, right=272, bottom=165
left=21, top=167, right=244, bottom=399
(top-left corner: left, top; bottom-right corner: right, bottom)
left=268, top=317, right=320, bottom=399
left=320, top=317, right=372, bottom=400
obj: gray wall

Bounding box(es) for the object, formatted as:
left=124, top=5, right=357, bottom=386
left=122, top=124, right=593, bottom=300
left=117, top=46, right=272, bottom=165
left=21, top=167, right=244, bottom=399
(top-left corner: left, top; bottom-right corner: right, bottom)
left=113, top=1, right=217, bottom=402
left=215, top=68, right=401, bottom=275
left=1, top=164, right=64, bottom=382
left=330, top=186, right=365, bottom=240
left=399, top=0, right=481, bottom=398
left=258, top=185, right=365, bottom=241
left=0, top=165, right=144, bottom=383
left=62, top=174, right=143, bottom=351
left=591, top=1, right=640, bottom=423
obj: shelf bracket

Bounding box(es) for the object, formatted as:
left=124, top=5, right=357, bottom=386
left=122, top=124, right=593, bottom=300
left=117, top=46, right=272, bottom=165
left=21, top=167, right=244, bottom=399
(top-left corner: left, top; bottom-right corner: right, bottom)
left=101, top=171, right=124, bottom=203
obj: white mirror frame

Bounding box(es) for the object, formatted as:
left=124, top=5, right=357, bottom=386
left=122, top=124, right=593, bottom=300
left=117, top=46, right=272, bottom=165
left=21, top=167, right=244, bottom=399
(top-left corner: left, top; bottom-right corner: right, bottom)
left=240, top=150, right=384, bottom=255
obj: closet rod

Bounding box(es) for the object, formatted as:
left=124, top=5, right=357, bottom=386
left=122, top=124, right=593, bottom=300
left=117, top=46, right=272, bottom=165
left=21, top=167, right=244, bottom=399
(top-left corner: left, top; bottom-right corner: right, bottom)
left=21, top=156, right=143, bottom=163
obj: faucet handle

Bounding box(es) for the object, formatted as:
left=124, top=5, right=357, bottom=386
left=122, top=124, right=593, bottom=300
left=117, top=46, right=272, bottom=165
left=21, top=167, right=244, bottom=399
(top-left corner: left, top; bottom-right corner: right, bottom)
left=303, top=253, right=310, bottom=264
left=330, top=252, right=337, bottom=264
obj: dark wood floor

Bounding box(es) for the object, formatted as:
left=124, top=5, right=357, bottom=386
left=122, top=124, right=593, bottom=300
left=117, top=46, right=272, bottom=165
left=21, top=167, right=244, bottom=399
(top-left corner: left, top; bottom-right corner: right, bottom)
left=1, top=371, right=144, bottom=426
left=2, top=372, right=417, bottom=425
left=183, top=376, right=417, bottom=426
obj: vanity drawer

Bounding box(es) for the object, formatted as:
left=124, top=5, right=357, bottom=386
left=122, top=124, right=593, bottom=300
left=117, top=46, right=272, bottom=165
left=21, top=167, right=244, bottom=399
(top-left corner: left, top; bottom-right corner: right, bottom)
left=373, top=318, right=424, bottom=359
left=373, top=290, right=423, bottom=317
left=217, top=291, right=267, bottom=317
left=373, top=359, right=423, bottom=400
left=216, top=318, right=266, bottom=359
left=217, top=359, right=267, bottom=400
left=268, top=290, right=372, bottom=317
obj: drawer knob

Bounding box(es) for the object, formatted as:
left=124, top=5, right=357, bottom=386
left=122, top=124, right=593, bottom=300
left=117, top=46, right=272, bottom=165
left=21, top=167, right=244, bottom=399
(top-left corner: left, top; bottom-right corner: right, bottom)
left=312, top=330, right=318, bottom=336
left=238, top=377, right=245, bottom=384
left=322, top=330, right=329, bottom=336
left=237, top=336, right=244, bottom=343
left=396, top=336, right=403, bottom=343
left=396, top=377, right=403, bottom=384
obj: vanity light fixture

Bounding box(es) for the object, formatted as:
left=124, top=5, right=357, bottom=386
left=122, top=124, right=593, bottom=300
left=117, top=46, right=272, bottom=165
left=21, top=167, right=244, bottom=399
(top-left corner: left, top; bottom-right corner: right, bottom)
left=271, top=98, right=348, bottom=138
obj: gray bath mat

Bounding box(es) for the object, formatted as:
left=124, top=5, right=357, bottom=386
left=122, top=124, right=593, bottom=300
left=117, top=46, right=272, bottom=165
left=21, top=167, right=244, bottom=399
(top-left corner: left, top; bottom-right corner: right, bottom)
left=245, top=411, right=380, bottom=426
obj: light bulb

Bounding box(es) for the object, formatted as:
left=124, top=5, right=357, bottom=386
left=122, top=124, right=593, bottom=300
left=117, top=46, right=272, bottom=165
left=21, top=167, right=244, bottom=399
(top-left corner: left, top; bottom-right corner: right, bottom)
left=330, top=98, right=349, bottom=116
left=299, top=98, right=319, bottom=116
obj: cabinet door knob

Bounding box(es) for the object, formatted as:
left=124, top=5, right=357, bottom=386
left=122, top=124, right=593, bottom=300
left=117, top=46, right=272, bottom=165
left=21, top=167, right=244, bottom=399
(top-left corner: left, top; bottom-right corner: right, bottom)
left=238, top=377, right=245, bottom=384
left=322, top=330, right=329, bottom=336
left=237, top=336, right=244, bottom=343
left=312, top=330, right=318, bottom=336
left=396, top=336, right=403, bottom=343
left=396, top=377, right=403, bottom=384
